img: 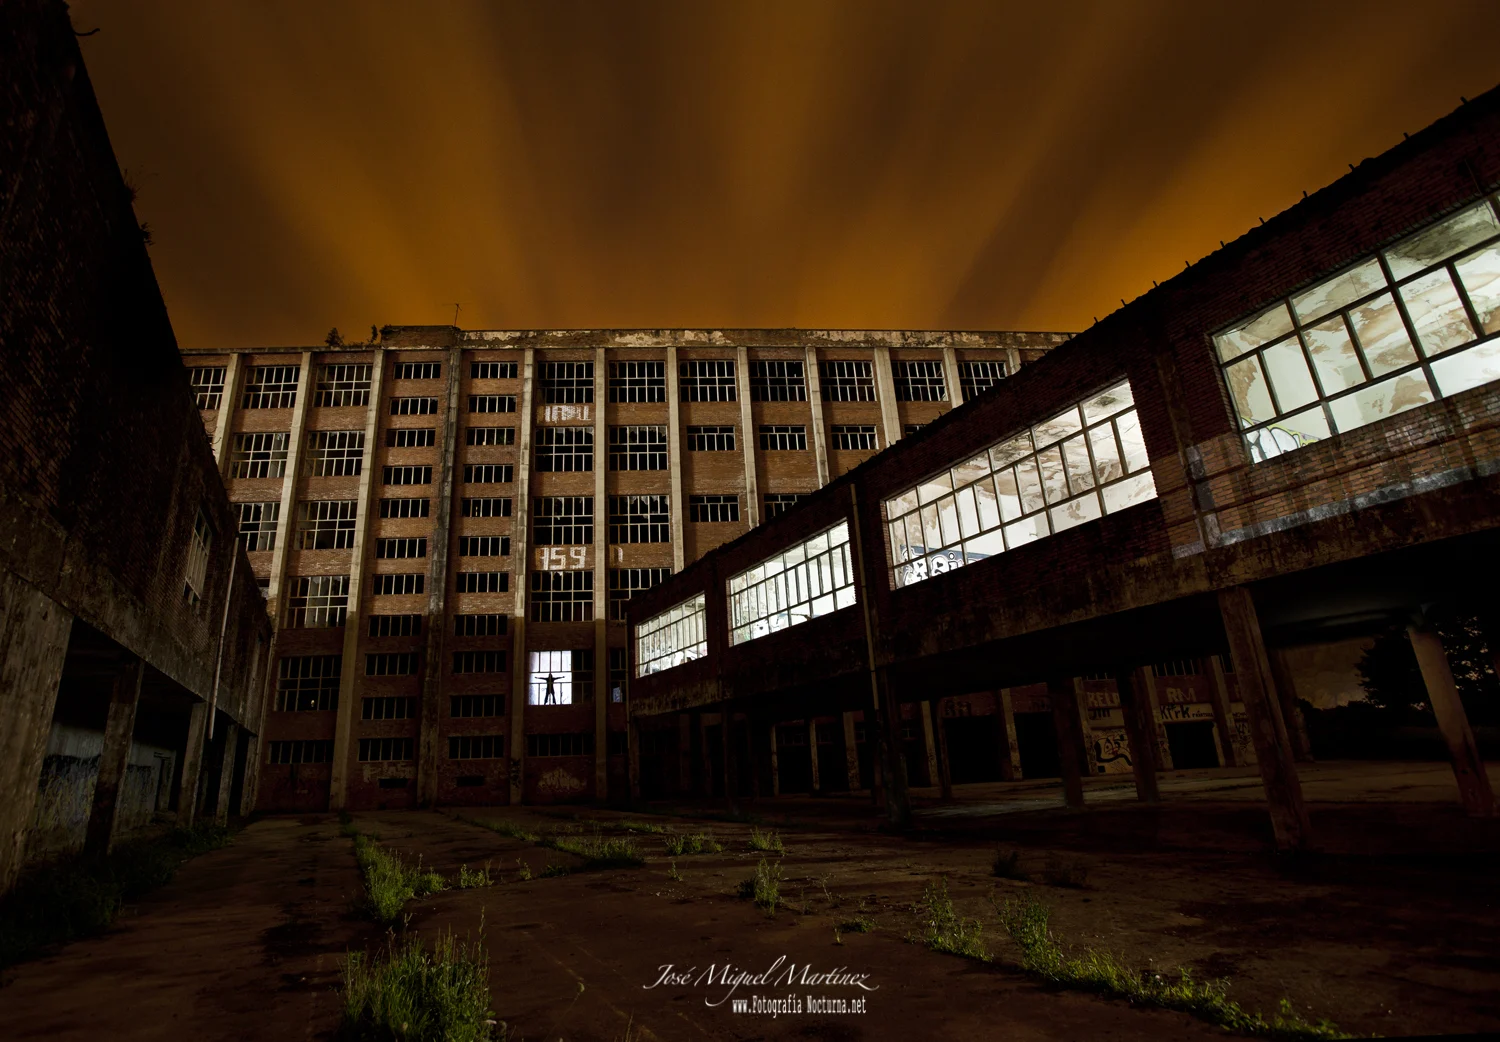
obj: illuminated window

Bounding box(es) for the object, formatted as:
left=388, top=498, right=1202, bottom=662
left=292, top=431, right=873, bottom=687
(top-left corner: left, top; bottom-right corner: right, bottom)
left=307, top=430, right=364, bottom=476
left=542, top=361, right=594, bottom=404
left=727, top=522, right=854, bottom=645
left=635, top=594, right=707, bottom=677
left=236, top=502, right=278, bottom=551
left=529, top=649, right=592, bottom=704
left=883, top=379, right=1154, bottom=588
left=893, top=360, right=946, bottom=402
left=959, top=360, right=1007, bottom=398
left=609, top=426, right=667, bottom=470
left=242, top=365, right=299, bottom=409
left=679, top=360, right=736, bottom=401
left=608, top=360, right=665, bottom=403
left=285, top=575, right=349, bottom=627
left=750, top=360, right=807, bottom=402
left=189, top=366, right=225, bottom=410
left=1218, top=197, right=1500, bottom=462
left=314, top=364, right=372, bottom=407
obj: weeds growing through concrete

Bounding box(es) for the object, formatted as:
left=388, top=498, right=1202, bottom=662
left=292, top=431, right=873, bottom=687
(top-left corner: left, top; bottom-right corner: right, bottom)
left=914, top=877, right=989, bottom=960
left=539, top=862, right=572, bottom=878
left=342, top=928, right=499, bottom=1041
left=543, top=830, right=646, bottom=869
left=455, top=863, right=494, bottom=889
left=737, top=858, right=782, bottom=916
left=471, top=819, right=539, bottom=843
left=663, top=831, right=723, bottom=856
left=514, top=859, right=532, bottom=882
left=747, top=827, right=784, bottom=854
left=994, top=896, right=1348, bottom=1040
left=839, top=916, right=875, bottom=933
left=617, top=820, right=667, bottom=834
left=353, top=834, right=446, bottom=923
left=0, top=823, right=232, bottom=969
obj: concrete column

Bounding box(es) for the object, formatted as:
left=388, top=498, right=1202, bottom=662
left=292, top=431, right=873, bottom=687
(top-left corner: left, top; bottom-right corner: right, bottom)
left=677, top=711, right=693, bottom=795
left=804, top=345, right=830, bottom=486
left=807, top=719, right=821, bottom=794
left=213, top=722, right=240, bottom=824
left=1206, top=653, right=1242, bottom=767
left=768, top=724, right=781, bottom=796
left=84, top=654, right=145, bottom=857
left=1133, top=667, right=1174, bottom=771
left=1268, top=648, right=1315, bottom=763
left=665, top=345, right=686, bottom=572
left=941, top=346, right=963, bottom=409
left=699, top=712, right=714, bottom=797
left=329, top=347, right=387, bottom=808
left=1408, top=620, right=1496, bottom=817
left=211, top=352, right=245, bottom=471
left=177, top=701, right=210, bottom=826
left=507, top=347, right=537, bottom=805
left=871, top=345, right=902, bottom=448
left=721, top=705, right=740, bottom=813
left=415, top=348, right=463, bottom=807
left=874, top=668, right=910, bottom=826
left=929, top=699, right=954, bottom=800
left=1218, top=586, right=1311, bottom=851
left=626, top=714, right=642, bottom=804
left=593, top=348, right=609, bottom=802
left=1046, top=677, right=1086, bottom=809
left=265, top=350, right=314, bottom=617
left=0, top=576, right=72, bottom=890
left=1072, top=678, right=1102, bottom=776
left=841, top=711, right=860, bottom=790
left=1113, top=669, right=1162, bottom=803
left=917, top=701, right=940, bottom=787
left=996, top=688, right=1021, bottom=780
left=238, top=637, right=275, bottom=815
left=734, top=345, right=760, bottom=527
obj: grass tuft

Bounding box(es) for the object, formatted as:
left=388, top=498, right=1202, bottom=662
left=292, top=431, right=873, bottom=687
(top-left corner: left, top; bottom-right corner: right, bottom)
left=663, top=831, right=723, bottom=857
left=471, top=819, right=539, bottom=843
left=838, top=916, right=875, bottom=933
left=915, top=877, right=989, bottom=961
left=354, top=835, right=446, bottom=922
left=543, top=830, right=646, bottom=869
left=539, top=862, right=572, bottom=878
left=514, top=859, right=532, bottom=882
left=667, top=860, right=683, bottom=882
left=746, top=827, right=785, bottom=854
left=343, top=929, right=499, bottom=1041
left=0, top=823, right=232, bottom=969
left=995, top=896, right=1348, bottom=1040
left=736, top=858, right=782, bottom=916
left=455, top=863, right=494, bottom=889
left=618, top=820, right=668, bottom=835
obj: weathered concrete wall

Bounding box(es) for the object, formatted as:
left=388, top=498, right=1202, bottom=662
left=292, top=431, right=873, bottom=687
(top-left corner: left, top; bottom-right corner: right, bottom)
left=26, top=724, right=174, bottom=859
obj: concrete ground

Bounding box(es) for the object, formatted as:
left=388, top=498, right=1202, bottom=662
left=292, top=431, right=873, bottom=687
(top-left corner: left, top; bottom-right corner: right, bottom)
left=2, top=760, right=1497, bottom=1040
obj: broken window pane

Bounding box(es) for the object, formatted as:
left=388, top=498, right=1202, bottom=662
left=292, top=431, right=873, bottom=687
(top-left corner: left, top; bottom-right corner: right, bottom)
left=952, top=452, right=990, bottom=488
left=1088, top=423, right=1123, bottom=484
left=1081, top=380, right=1133, bottom=424
left=1347, top=292, right=1417, bottom=377
left=1455, top=244, right=1500, bottom=335
left=1061, top=434, right=1095, bottom=494
left=1214, top=303, right=1293, bottom=363
left=1033, top=406, right=1083, bottom=448
left=1036, top=446, right=1068, bottom=505
left=1014, top=458, right=1046, bottom=515
left=1226, top=355, right=1276, bottom=427
left=1401, top=268, right=1475, bottom=357
left=989, top=433, right=1033, bottom=470
left=1291, top=258, right=1387, bottom=323
left=1327, top=370, right=1434, bottom=434
left=1385, top=202, right=1500, bottom=280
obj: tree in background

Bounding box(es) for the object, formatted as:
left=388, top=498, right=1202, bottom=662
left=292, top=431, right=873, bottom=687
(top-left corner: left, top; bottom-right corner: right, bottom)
left=1355, top=612, right=1499, bottom=726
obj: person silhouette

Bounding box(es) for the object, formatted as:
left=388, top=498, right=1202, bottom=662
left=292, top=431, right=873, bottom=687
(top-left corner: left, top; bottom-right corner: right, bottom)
left=541, top=673, right=560, bottom=705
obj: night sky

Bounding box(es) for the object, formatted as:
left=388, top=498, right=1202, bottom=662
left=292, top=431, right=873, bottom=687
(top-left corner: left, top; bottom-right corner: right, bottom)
left=68, top=0, right=1500, bottom=348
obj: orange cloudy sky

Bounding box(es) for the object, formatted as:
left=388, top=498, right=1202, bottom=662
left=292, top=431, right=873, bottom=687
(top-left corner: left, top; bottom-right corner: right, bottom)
left=68, top=0, right=1500, bottom=347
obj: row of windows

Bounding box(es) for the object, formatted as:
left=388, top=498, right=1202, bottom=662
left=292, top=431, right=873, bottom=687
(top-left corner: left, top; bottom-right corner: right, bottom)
left=363, top=612, right=509, bottom=638
left=198, top=356, right=1007, bottom=414
left=266, top=734, right=610, bottom=764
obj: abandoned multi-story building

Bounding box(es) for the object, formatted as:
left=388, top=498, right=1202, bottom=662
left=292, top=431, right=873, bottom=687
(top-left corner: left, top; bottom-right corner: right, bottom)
left=182, top=329, right=1069, bottom=811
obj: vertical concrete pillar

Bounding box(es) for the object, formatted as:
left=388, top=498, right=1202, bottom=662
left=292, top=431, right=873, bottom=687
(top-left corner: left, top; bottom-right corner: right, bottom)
left=874, top=669, right=911, bottom=826
left=1267, top=648, right=1315, bottom=763
left=721, top=705, right=740, bottom=814
left=1072, top=678, right=1102, bottom=776
left=1133, top=667, right=1174, bottom=771
left=734, top=345, right=760, bottom=527
left=917, top=701, right=940, bottom=788
left=0, top=579, right=72, bottom=890
left=1218, top=586, right=1311, bottom=851
left=177, top=701, right=210, bottom=826
left=211, top=352, right=245, bottom=471
left=804, top=345, right=830, bottom=486
left=329, top=347, right=386, bottom=809
left=699, top=712, right=714, bottom=797
left=996, top=688, right=1021, bottom=781
left=768, top=724, right=781, bottom=796
left=238, top=637, right=275, bottom=816
left=677, top=711, right=693, bottom=796
left=841, top=711, right=861, bottom=791
left=871, top=344, right=902, bottom=448
left=1046, top=677, right=1086, bottom=809
left=593, top=348, right=609, bottom=803
left=941, top=346, right=964, bottom=409
left=1206, top=653, right=1242, bottom=768
left=626, top=715, right=642, bottom=804
left=1112, top=669, right=1162, bottom=803
left=665, top=345, right=686, bottom=572
left=806, top=719, right=821, bottom=794
left=84, top=654, right=145, bottom=857
left=507, top=347, right=537, bottom=806
left=213, top=722, right=240, bottom=824
left=265, top=350, right=314, bottom=617
left=416, top=347, right=463, bottom=807
left=929, top=699, right=954, bottom=800
left=1408, top=620, right=1496, bottom=817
